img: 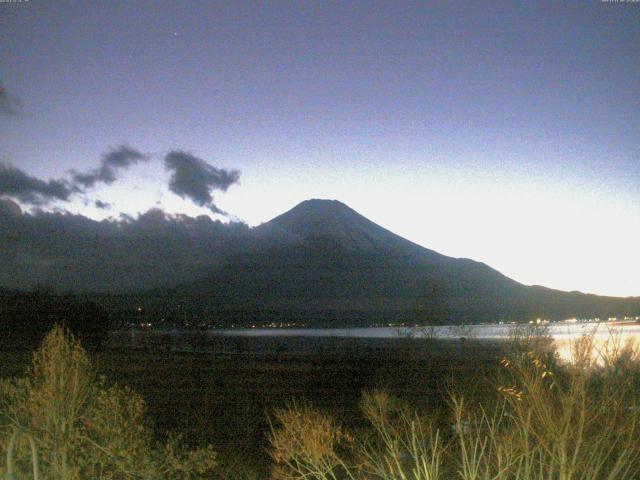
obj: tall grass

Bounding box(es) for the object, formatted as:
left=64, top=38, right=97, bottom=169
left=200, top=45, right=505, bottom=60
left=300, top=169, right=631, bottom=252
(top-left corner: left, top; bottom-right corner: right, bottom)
left=268, top=332, right=640, bottom=479
left=358, top=390, right=442, bottom=480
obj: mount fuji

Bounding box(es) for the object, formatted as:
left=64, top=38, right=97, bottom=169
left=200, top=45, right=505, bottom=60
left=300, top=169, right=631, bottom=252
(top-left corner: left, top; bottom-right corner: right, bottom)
left=164, top=199, right=639, bottom=326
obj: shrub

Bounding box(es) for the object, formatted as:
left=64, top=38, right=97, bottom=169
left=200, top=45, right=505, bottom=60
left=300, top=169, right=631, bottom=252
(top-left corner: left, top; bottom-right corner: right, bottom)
left=268, top=393, right=443, bottom=480
left=268, top=401, right=354, bottom=480
left=0, top=325, right=217, bottom=479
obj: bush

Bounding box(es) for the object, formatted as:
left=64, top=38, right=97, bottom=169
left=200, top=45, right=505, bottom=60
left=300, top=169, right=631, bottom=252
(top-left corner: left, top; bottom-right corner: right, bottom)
left=0, top=325, right=217, bottom=479
left=268, top=401, right=354, bottom=480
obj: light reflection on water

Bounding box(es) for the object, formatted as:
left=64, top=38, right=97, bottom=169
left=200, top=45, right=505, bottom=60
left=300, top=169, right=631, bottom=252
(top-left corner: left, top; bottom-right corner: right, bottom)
left=216, top=322, right=640, bottom=363
left=546, top=323, right=640, bottom=363
left=216, top=322, right=640, bottom=339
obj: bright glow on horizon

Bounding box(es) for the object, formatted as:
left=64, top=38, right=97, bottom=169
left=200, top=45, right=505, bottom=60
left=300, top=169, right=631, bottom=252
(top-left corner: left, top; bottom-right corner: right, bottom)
left=219, top=164, right=640, bottom=298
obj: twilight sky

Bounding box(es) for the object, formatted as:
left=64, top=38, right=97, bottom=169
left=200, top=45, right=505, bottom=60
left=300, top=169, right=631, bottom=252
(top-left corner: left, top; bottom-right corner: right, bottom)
left=0, top=1, right=639, bottom=296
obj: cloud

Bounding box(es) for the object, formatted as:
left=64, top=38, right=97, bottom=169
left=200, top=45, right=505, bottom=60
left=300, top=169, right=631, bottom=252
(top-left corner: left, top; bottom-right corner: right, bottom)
left=164, top=151, right=240, bottom=213
left=0, top=145, right=148, bottom=206
left=72, top=145, right=148, bottom=188
left=0, top=205, right=250, bottom=292
left=0, top=82, right=21, bottom=116
left=0, top=146, right=240, bottom=218
left=0, top=163, right=74, bottom=204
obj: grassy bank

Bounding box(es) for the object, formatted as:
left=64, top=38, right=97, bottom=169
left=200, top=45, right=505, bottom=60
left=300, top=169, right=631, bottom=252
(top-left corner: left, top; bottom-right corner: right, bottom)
left=2, top=330, right=639, bottom=478
left=1, top=336, right=504, bottom=477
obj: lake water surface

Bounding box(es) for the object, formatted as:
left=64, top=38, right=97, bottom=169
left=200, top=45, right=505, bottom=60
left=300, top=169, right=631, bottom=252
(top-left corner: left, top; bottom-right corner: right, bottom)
left=118, top=321, right=640, bottom=363
left=216, top=321, right=640, bottom=339
left=214, top=321, right=640, bottom=362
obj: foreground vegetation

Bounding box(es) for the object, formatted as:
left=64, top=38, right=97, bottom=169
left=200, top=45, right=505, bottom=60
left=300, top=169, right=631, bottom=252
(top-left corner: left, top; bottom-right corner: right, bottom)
left=1, top=326, right=640, bottom=478
left=0, top=326, right=217, bottom=479
left=269, top=333, right=640, bottom=479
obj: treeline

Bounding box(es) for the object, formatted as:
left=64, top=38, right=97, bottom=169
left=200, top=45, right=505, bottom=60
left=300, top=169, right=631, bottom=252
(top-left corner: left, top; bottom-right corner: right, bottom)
left=0, top=289, right=111, bottom=350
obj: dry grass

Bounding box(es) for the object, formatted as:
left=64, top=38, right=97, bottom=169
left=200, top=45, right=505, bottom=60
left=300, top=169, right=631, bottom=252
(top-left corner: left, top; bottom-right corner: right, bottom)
left=268, top=332, right=640, bottom=479
left=3, top=327, right=639, bottom=479
left=0, top=325, right=218, bottom=479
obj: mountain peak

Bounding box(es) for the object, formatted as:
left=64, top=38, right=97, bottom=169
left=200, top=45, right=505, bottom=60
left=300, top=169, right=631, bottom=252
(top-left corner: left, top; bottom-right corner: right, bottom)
left=255, top=199, right=447, bottom=262
left=260, top=198, right=389, bottom=249
left=286, top=198, right=354, bottom=216
left=299, top=198, right=347, bottom=206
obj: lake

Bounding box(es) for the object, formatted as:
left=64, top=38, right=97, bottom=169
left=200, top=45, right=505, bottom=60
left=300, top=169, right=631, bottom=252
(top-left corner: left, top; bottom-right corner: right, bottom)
left=115, top=320, right=640, bottom=363
left=213, top=321, right=640, bottom=362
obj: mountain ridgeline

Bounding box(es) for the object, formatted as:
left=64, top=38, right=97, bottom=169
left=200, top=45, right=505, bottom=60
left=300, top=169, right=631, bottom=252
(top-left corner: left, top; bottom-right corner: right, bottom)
left=159, top=199, right=639, bottom=327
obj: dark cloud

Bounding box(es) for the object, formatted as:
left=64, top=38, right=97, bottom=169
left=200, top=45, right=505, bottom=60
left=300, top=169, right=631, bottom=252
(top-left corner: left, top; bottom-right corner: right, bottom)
left=0, top=82, right=21, bottom=116
left=0, top=163, right=74, bottom=204
left=0, top=145, right=148, bottom=206
left=0, top=146, right=239, bottom=218
left=72, top=145, right=148, bottom=188
left=164, top=151, right=240, bottom=213
left=0, top=206, right=250, bottom=292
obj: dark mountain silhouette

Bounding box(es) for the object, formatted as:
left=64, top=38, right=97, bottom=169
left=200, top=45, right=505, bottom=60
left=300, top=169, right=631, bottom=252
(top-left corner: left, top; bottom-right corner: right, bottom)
left=164, top=199, right=640, bottom=326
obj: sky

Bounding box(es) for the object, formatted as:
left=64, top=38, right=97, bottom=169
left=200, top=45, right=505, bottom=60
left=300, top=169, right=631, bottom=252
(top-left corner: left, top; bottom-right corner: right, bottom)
left=0, top=0, right=639, bottom=296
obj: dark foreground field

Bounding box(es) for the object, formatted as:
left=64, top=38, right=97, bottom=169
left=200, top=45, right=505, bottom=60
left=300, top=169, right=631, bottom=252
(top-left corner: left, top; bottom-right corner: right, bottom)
left=2, top=336, right=506, bottom=477
left=103, top=337, right=507, bottom=476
